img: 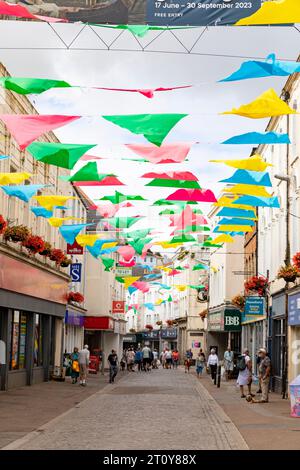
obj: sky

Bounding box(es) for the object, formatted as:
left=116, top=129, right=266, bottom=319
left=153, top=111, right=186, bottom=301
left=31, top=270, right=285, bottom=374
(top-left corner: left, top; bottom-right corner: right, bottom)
left=0, top=20, right=299, bottom=241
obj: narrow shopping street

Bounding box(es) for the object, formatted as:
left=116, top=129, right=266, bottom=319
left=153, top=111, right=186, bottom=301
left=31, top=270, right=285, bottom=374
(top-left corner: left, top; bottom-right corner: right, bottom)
left=3, top=368, right=247, bottom=451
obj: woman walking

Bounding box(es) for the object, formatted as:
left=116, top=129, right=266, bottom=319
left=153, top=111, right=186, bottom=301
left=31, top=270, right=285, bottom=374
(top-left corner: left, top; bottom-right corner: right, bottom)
left=196, top=351, right=206, bottom=378
left=207, top=348, right=218, bottom=381
left=70, top=347, right=80, bottom=384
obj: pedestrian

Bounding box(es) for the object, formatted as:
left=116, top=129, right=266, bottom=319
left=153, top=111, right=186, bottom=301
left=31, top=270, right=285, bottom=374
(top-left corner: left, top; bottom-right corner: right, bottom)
left=108, top=349, right=118, bottom=384
left=172, top=349, right=179, bottom=369
left=126, top=348, right=135, bottom=372
left=257, top=348, right=271, bottom=403
left=142, top=344, right=152, bottom=371
left=236, top=348, right=255, bottom=399
left=184, top=349, right=193, bottom=373
left=70, top=347, right=80, bottom=384
left=152, top=349, right=158, bottom=368
left=256, top=352, right=263, bottom=394
left=78, top=344, right=90, bottom=386
left=207, top=348, right=218, bottom=381
left=160, top=349, right=166, bottom=369
left=224, top=346, right=234, bottom=381
left=196, top=351, right=206, bottom=378
left=165, top=348, right=172, bottom=369
left=135, top=348, right=143, bottom=372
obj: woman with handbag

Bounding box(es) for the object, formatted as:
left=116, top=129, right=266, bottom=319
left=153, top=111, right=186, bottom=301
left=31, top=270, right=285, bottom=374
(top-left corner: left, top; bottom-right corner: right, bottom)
left=70, top=347, right=80, bottom=384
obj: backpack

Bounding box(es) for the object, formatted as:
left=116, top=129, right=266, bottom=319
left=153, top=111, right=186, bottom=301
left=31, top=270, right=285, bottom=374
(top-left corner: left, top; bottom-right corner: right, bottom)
left=236, top=355, right=247, bottom=371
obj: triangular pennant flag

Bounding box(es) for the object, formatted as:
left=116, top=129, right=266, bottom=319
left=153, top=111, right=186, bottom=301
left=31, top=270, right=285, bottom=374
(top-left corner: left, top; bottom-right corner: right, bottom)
left=0, top=114, right=80, bottom=149
left=222, top=131, right=290, bottom=145
left=59, top=223, right=93, bottom=245
left=60, top=162, right=103, bottom=182
left=221, top=89, right=296, bottom=119
left=146, top=179, right=200, bottom=189
left=193, top=263, right=209, bottom=271
left=166, top=188, right=216, bottom=203
left=210, top=155, right=272, bottom=172
left=217, top=207, right=257, bottom=219
left=30, top=206, right=53, bottom=218
left=170, top=233, right=196, bottom=243
left=102, top=114, right=187, bottom=146
left=1, top=184, right=45, bottom=202
left=129, top=238, right=153, bottom=255
left=27, top=142, right=96, bottom=170
left=0, top=77, right=71, bottom=95
left=213, top=234, right=235, bottom=244
left=223, top=184, right=272, bottom=198
left=104, top=217, right=142, bottom=229
left=220, top=170, right=272, bottom=187
left=0, top=172, right=31, bottom=184
left=100, top=256, right=115, bottom=272
left=126, top=142, right=191, bottom=163
left=72, top=176, right=124, bottom=186
left=99, top=191, right=146, bottom=204
left=33, top=195, right=76, bottom=210
left=218, top=217, right=255, bottom=226
left=48, top=217, right=82, bottom=228
left=124, top=276, right=141, bottom=290
left=76, top=234, right=102, bottom=247
left=141, top=171, right=198, bottom=181
left=232, top=196, right=280, bottom=208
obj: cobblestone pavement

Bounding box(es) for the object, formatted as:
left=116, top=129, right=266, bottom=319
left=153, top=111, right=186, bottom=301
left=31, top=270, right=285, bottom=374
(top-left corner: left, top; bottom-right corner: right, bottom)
left=3, top=368, right=248, bottom=450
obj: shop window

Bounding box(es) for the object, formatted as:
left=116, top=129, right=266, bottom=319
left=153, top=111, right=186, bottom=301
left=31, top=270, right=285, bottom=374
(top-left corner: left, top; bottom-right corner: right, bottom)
left=34, top=314, right=43, bottom=367
left=10, top=311, right=27, bottom=370
left=273, top=318, right=286, bottom=378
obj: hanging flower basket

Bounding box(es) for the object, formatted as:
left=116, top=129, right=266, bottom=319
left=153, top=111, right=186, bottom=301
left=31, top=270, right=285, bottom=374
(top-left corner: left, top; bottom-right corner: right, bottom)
left=232, top=295, right=245, bottom=311
left=49, top=248, right=65, bottom=265
left=166, top=319, right=174, bottom=327
left=60, top=256, right=72, bottom=268
left=156, top=320, right=162, bottom=326
left=293, top=252, right=300, bottom=270
left=145, top=324, right=153, bottom=331
left=39, top=241, right=52, bottom=257
left=3, top=225, right=30, bottom=243
left=67, top=292, right=84, bottom=304
left=22, top=235, right=45, bottom=255
left=277, top=265, right=300, bottom=283
left=129, top=328, right=136, bottom=333
left=244, top=275, right=268, bottom=296
left=0, top=215, right=7, bottom=235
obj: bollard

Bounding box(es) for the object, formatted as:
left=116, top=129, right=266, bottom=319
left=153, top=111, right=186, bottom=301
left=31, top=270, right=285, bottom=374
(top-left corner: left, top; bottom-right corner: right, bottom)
left=217, top=365, right=221, bottom=388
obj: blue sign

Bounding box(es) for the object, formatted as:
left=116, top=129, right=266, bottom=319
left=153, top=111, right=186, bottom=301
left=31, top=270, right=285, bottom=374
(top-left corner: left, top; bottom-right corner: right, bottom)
left=146, top=0, right=261, bottom=26
left=244, top=296, right=265, bottom=316
left=288, top=292, right=300, bottom=326
left=161, top=328, right=177, bottom=339
left=70, top=263, right=82, bottom=283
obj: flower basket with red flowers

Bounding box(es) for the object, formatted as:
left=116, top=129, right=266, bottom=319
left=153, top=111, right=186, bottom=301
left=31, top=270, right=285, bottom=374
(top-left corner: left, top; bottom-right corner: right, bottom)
left=277, top=265, right=300, bottom=283
left=39, top=241, right=52, bottom=257
left=145, top=324, right=153, bottom=330
left=60, top=256, right=72, bottom=268
left=156, top=320, right=162, bottom=326
left=49, top=248, right=65, bottom=265
left=293, top=252, right=300, bottom=270
left=67, top=292, right=84, bottom=304
left=129, top=328, right=136, bottom=333
left=22, top=235, right=45, bottom=255
left=244, top=276, right=268, bottom=296
left=0, top=215, right=7, bottom=235
left=166, top=319, right=174, bottom=327
left=232, top=295, right=245, bottom=311
left=3, top=225, right=30, bottom=243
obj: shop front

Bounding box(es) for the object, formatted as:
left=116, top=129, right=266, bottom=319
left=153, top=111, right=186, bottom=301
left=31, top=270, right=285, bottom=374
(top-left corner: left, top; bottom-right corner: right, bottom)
left=143, top=329, right=160, bottom=351
left=207, top=306, right=241, bottom=359
left=64, top=307, right=85, bottom=354
left=161, top=328, right=177, bottom=351
left=288, top=290, right=300, bottom=383
left=0, top=251, right=69, bottom=391
left=270, top=292, right=286, bottom=392
left=84, top=315, right=125, bottom=358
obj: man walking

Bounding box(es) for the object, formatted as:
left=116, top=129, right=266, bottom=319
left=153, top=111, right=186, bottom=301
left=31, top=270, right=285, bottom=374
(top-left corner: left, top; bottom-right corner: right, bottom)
left=78, top=344, right=90, bottom=386
left=142, top=344, right=151, bottom=371
left=257, top=348, right=271, bottom=403
left=108, top=349, right=118, bottom=384
left=224, top=346, right=234, bottom=381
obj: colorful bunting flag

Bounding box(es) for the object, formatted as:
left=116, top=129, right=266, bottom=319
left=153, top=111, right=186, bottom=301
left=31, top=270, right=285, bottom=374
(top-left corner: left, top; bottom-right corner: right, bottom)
left=223, top=184, right=272, bottom=198
left=0, top=172, right=31, bottom=185
left=221, top=131, right=290, bottom=145
left=100, top=257, right=115, bottom=272
left=27, top=142, right=96, bottom=170
left=220, top=169, right=272, bottom=187
left=33, top=195, right=77, bottom=210
left=59, top=223, right=93, bottom=244
left=232, top=195, right=280, bottom=208
left=0, top=184, right=46, bottom=202
left=210, top=155, right=272, bottom=172
left=30, top=206, right=53, bottom=218
left=166, top=188, right=217, bottom=203
left=0, top=77, right=71, bottom=94
left=126, top=143, right=191, bottom=164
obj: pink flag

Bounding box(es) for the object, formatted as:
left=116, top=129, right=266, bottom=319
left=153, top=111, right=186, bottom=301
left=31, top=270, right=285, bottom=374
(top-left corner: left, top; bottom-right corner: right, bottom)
left=170, top=205, right=208, bottom=229
left=168, top=269, right=181, bottom=276
left=73, top=176, right=124, bottom=186
left=126, top=142, right=192, bottom=164
left=0, top=114, right=80, bottom=149
left=142, top=243, right=153, bottom=260
left=141, top=171, right=198, bottom=181
left=80, top=155, right=103, bottom=161
left=119, top=259, right=136, bottom=267
left=117, top=245, right=136, bottom=261
left=132, top=281, right=150, bottom=293
left=166, top=188, right=217, bottom=203
left=95, top=86, right=191, bottom=99
left=0, top=1, right=68, bottom=22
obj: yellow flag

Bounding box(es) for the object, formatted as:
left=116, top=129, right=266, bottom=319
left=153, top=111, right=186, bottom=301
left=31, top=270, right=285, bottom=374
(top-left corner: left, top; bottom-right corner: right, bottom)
left=174, top=285, right=187, bottom=292
left=76, top=234, right=101, bottom=247
left=155, top=298, right=164, bottom=305
left=218, top=225, right=253, bottom=232
left=223, top=184, right=272, bottom=198
left=214, top=195, right=254, bottom=210
left=221, top=89, right=296, bottom=119
left=33, top=195, right=77, bottom=210
left=0, top=172, right=31, bottom=184
left=124, top=276, right=140, bottom=289
left=213, top=234, right=234, bottom=244
left=48, top=217, right=82, bottom=228
left=210, top=155, right=272, bottom=172
left=236, top=0, right=300, bottom=26
left=102, top=242, right=118, bottom=250
left=155, top=241, right=183, bottom=249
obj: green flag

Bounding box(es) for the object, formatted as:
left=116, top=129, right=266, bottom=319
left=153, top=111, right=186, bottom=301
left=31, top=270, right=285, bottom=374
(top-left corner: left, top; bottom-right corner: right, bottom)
left=193, top=263, right=208, bottom=271
left=153, top=199, right=197, bottom=206
left=189, top=285, right=205, bottom=290
left=170, top=233, right=196, bottom=244
left=0, top=77, right=71, bottom=95
left=105, top=217, right=143, bottom=229
left=129, top=237, right=153, bottom=255
left=99, top=191, right=146, bottom=204
left=115, top=277, right=125, bottom=283
left=60, top=162, right=115, bottom=182
left=125, top=229, right=152, bottom=239
left=146, top=179, right=201, bottom=189
left=167, top=295, right=173, bottom=302
left=102, top=114, right=187, bottom=146
left=27, top=142, right=96, bottom=170
left=94, top=24, right=196, bottom=38
left=100, top=256, right=115, bottom=271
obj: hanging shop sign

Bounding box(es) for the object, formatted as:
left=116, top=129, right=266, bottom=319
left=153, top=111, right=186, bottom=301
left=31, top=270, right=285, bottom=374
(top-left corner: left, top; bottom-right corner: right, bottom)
left=288, top=292, right=300, bottom=326
left=70, top=263, right=82, bottom=283
left=65, top=310, right=84, bottom=327
left=67, top=241, right=83, bottom=255
left=146, top=0, right=262, bottom=26
left=112, top=301, right=125, bottom=314
left=207, top=311, right=223, bottom=331
left=123, top=335, right=137, bottom=343
left=161, top=328, right=177, bottom=339
left=224, top=309, right=241, bottom=331
left=115, top=265, right=132, bottom=277
left=143, top=330, right=160, bottom=339
left=244, top=296, right=265, bottom=316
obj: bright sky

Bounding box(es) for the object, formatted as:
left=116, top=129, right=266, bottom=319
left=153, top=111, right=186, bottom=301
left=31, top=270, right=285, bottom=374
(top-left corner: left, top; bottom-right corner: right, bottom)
left=0, top=21, right=299, bottom=241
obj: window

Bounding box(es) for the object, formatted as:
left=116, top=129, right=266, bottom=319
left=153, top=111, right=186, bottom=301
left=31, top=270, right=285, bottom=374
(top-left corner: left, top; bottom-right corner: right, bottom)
left=273, top=318, right=286, bottom=378
left=34, top=314, right=43, bottom=367
left=10, top=311, right=27, bottom=370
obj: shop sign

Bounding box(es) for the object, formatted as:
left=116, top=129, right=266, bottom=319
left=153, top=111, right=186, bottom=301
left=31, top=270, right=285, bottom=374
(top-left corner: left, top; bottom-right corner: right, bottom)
left=115, top=265, right=132, bottom=276
left=143, top=330, right=160, bottom=339
left=67, top=241, right=83, bottom=255
left=112, top=301, right=125, bottom=314
left=288, top=292, right=300, bottom=326
left=123, top=335, right=136, bottom=343
left=243, top=296, right=265, bottom=323
left=224, top=309, right=241, bottom=331
left=208, top=312, right=223, bottom=331
left=65, top=310, right=84, bottom=327
left=84, top=316, right=114, bottom=330
left=161, top=328, right=177, bottom=339
left=70, top=263, right=82, bottom=282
